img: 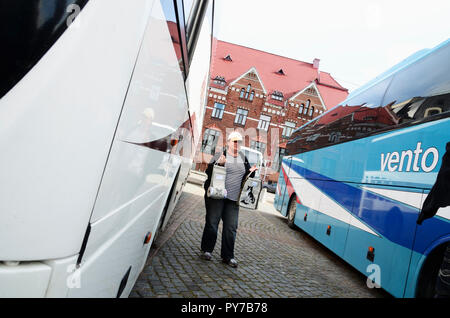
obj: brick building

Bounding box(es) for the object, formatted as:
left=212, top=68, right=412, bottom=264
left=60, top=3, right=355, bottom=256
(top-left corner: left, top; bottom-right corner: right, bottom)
left=194, top=39, right=349, bottom=181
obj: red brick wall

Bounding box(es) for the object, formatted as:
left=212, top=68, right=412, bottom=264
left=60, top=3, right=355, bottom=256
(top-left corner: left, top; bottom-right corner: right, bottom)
left=194, top=74, right=326, bottom=182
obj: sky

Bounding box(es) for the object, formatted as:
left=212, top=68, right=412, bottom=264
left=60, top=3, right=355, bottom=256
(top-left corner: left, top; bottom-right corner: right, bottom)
left=213, top=0, right=450, bottom=92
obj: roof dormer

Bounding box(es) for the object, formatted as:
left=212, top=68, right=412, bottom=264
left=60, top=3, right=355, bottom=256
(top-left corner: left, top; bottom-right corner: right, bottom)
left=271, top=90, right=284, bottom=101
left=213, top=76, right=226, bottom=86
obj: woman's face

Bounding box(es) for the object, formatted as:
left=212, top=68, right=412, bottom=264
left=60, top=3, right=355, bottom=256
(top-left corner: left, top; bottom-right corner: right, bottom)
left=227, top=140, right=241, bottom=155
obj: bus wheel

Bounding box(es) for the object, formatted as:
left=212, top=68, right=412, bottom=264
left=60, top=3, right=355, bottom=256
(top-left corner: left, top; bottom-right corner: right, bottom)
left=287, top=195, right=297, bottom=229
left=416, top=243, right=447, bottom=297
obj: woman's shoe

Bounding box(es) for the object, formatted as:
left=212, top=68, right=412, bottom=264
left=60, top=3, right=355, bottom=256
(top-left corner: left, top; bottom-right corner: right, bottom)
left=200, top=251, right=212, bottom=261
left=222, top=258, right=238, bottom=268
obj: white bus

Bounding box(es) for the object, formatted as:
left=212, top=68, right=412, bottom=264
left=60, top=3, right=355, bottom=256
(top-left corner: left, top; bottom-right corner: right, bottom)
left=0, top=0, right=214, bottom=297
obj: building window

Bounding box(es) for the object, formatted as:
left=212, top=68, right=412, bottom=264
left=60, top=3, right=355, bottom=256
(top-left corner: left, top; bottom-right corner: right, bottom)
left=234, top=108, right=248, bottom=126
left=245, top=84, right=251, bottom=99
left=201, top=129, right=221, bottom=155
left=250, top=140, right=266, bottom=155
left=271, top=90, right=283, bottom=101
left=213, top=76, right=226, bottom=86
left=329, top=132, right=341, bottom=143
left=308, top=106, right=314, bottom=117
left=211, top=102, right=225, bottom=119
left=240, top=84, right=254, bottom=102
left=299, top=103, right=304, bottom=115
left=257, top=114, right=271, bottom=131
left=240, top=88, right=245, bottom=98
left=282, top=121, right=296, bottom=138
left=304, top=99, right=311, bottom=115
left=249, top=91, right=254, bottom=101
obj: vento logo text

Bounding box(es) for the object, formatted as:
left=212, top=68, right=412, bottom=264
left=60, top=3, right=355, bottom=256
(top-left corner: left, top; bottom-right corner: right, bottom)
left=380, top=142, right=439, bottom=173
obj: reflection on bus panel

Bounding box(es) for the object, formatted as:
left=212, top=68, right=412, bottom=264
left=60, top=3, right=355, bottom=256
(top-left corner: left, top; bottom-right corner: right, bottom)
left=275, top=38, right=450, bottom=298
left=0, top=0, right=214, bottom=297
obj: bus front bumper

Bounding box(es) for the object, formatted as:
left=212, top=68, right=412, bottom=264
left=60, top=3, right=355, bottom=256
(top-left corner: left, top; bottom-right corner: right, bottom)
left=0, top=255, right=78, bottom=297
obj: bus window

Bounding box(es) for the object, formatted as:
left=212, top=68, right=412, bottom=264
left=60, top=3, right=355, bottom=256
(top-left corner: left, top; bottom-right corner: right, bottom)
left=382, top=43, right=450, bottom=125
left=161, top=0, right=189, bottom=78
left=0, top=0, right=89, bottom=99
left=424, top=107, right=442, bottom=117
left=162, top=0, right=212, bottom=79
left=287, top=77, right=393, bottom=156
left=183, top=0, right=196, bottom=30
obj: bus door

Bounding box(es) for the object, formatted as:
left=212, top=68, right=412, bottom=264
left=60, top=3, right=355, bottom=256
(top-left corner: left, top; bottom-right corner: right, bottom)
left=341, top=183, right=421, bottom=298
left=407, top=189, right=450, bottom=297
left=275, top=157, right=292, bottom=215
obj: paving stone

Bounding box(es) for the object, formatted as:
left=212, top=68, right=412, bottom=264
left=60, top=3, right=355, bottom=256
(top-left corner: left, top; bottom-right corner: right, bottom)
left=131, top=182, right=388, bottom=298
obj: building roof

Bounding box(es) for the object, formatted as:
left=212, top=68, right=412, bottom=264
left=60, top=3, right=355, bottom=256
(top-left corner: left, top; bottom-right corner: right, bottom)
left=211, top=39, right=349, bottom=109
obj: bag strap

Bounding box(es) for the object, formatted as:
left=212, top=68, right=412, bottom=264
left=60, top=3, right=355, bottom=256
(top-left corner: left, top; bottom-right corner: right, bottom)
left=213, top=148, right=227, bottom=167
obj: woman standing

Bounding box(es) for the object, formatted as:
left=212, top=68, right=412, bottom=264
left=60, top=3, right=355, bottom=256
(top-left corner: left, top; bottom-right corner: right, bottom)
left=200, top=131, right=257, bottom=267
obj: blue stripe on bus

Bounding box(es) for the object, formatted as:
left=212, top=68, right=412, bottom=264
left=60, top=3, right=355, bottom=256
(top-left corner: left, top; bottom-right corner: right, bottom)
left=288, top=161, right=450, bottom=254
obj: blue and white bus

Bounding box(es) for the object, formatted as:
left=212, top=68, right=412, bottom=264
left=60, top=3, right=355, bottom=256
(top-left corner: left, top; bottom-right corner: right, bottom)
left=274, top=39, right=450, bottom=298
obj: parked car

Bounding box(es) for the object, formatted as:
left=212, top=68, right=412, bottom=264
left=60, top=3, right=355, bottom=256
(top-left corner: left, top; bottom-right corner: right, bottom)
left=263, top=181, right=277, bottom=193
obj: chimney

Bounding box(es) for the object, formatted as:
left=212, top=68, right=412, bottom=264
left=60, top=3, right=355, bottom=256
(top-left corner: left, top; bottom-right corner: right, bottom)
left=313, top=58, right=320, bottom=69
left=313, top=58, right=320, bottom=83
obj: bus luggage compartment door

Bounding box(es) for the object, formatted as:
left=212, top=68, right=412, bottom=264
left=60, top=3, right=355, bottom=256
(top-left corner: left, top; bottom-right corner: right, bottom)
left=343, top=185, right=419, bottom=298
left=313, top=180, right=353, bottom=258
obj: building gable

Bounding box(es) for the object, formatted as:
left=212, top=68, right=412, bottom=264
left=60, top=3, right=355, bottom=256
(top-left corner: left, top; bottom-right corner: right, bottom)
left=229, top=67, right=267, bottom=95
left=289, top=82, right=326, bottom=111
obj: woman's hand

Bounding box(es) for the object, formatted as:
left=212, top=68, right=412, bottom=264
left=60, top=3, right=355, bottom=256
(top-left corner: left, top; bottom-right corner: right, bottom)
left=249, top=165, right=258, bottom=173
left=217, top=154, right=226, bottom=165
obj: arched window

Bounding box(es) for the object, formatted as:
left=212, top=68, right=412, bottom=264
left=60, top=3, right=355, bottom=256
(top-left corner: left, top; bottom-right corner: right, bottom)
left=240, top=88, right=245, bottom=98
left=201, top=129, right=221, bottom=155
left=244, top=84, right=251, bottom=99
left=304, top=100, right=310, bottom=115
left=249, top=91, right=254, bottom=101
left=299, top=103, right=304, bottom=114
left=309, top=106, right=314, bottom=116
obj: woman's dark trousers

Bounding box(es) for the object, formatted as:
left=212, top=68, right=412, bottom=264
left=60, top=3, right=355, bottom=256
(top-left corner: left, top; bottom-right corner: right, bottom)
left=201, top=197, right=239, bottom=260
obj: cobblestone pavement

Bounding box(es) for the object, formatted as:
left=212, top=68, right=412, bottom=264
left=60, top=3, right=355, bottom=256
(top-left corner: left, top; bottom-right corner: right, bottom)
left=130, top=182, right=389, bottom=298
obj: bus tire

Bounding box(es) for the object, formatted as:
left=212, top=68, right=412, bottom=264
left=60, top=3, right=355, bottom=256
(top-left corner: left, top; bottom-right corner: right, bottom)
left=416, top=243, right=447, bottom=298
left=287, top=195, right=297, bottom=229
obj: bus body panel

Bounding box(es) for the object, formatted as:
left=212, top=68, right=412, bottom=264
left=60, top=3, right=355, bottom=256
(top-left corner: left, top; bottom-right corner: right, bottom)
left=68, top=0, right=213, bottom=297
left=0, top=0, right=155, bottom=261
left=88, top=0, right=188, bottom=225
left=0, top=0, right=213, bottom=297
left=67, top=195, right=161, bottom=297
left=274, top=166, right=285, bottom=212
left=281, top=119, right=450, bottom=296
left=276, top=39, right=450, bottom=297
left=313, top=180, right=352, bottom=258
left=294, top=203, right=319, bottom=237
left=43, top=255, right=79, bottom=297
left=0, top=262, right=52, bottom=297
left=275, top=158, right=292, bottom=215
left=404, top=227, right=450, bottom=297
